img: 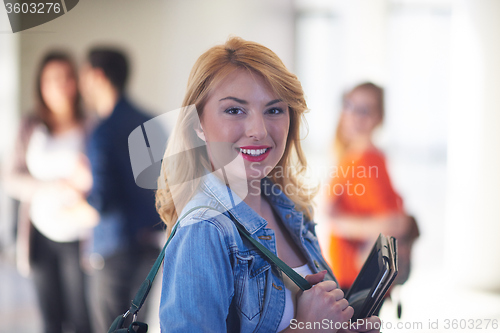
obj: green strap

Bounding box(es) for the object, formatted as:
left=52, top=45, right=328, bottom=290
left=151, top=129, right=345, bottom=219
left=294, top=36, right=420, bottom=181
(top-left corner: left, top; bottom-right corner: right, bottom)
left=127, top=205, right=216, bottom=316
left=216, top=168, right=311, bottom=290
left=224, top=211, right=312, bottom=291
left=126, top=205, right=311, bottom=318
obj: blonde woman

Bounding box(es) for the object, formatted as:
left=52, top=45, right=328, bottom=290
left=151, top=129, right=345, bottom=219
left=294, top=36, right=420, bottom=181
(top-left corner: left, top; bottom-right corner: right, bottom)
left=157, top=37, right=380, bottom=333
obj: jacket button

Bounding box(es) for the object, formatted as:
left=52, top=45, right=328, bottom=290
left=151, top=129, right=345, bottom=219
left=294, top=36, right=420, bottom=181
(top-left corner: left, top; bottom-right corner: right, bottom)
left=285, top=214, right=291, bottom=219
left=314, top=260, right=320, bottom=269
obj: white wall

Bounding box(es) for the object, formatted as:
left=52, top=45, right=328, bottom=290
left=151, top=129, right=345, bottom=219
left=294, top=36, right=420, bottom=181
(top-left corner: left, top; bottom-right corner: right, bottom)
left=17, top=0, right=295, bottom=119
left=18, top=0, right=168, bottom=116
left=0, top=0, right=20, bottom=255
left=159, top=0, right=294, bottom=115
left=445, top=0, right=500, bottom=291
left=0, top=7, right=19, bottom=159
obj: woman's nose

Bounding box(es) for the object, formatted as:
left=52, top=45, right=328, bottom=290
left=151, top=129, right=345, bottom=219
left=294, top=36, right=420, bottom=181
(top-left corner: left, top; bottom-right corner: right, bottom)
left=245, top=112, right=267, bottom=140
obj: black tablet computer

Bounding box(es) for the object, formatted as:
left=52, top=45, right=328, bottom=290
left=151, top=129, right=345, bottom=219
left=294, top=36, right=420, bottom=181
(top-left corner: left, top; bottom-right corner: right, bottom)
left=368, top=236, right=398, bottom=316
left=345, top=234, right=398, bottom=321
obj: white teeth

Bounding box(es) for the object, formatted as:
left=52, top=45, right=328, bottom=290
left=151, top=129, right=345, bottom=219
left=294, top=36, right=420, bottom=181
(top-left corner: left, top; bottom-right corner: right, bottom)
left=239, top=148, right=268, bottom=156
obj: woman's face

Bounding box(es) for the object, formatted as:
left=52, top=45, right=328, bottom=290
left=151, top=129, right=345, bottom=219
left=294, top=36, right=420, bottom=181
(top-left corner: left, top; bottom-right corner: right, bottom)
left=40, top=60, right=77, bottom=116
left=341, top=88, right=382, bottom=142
left=199, top=69, right=290, bottom=182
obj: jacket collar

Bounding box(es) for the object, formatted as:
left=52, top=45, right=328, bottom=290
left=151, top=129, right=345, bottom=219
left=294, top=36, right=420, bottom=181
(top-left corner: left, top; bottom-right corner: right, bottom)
left=187, top=171, right=304, bottom=235
left=197, top=172, right=266, bottom=234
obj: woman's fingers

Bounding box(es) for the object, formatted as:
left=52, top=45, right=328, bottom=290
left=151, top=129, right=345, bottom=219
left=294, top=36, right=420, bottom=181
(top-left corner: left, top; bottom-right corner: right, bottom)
left=304, top=270, right=327, bottom=286
left=337, top=298, right=350, bottom=311
left=295, top=281, right=355, bottom=331
left=314, top=280, right=338, bottom=292
left=344, top=305, right=354, bottom=318
left=331, top=287, right=345, bottom=301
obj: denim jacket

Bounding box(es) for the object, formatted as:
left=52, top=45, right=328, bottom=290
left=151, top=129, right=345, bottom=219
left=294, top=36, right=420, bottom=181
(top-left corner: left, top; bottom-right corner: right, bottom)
left=159, top=172, right=337, bottom=332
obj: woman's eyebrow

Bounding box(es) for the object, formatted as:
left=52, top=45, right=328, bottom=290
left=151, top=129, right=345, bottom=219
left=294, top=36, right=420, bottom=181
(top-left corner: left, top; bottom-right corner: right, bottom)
left=219, top=96, right=247, bottom=104
left=265, top=99, right=283, bottom=106
left=218, top=97, right=283, bottom=106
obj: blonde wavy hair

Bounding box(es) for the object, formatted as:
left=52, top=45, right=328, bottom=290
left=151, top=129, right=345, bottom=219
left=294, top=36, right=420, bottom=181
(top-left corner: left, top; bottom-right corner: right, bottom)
left=156, top=37, right=317, bottom=233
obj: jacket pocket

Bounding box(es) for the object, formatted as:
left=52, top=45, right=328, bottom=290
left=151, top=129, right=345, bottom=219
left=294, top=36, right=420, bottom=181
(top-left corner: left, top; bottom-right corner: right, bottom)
left=234, top=252, right=270, bottom=320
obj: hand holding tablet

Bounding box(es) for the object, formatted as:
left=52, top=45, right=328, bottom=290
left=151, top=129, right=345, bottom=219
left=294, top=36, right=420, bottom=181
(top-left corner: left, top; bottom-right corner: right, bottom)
left=345, top=234, right=398, bottom=322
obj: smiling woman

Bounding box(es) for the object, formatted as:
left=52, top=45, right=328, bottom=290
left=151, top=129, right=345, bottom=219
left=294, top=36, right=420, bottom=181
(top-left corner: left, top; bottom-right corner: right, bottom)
left=197, top=69, right=290, bottom=182
left=156, top=37, right=380, bottom=333
left=156, top=38, right=315, bottom=229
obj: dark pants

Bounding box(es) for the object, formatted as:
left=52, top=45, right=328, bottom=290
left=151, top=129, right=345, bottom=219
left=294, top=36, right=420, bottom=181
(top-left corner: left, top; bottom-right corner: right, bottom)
left=31, top=228, right=92, bottom=333
left=89, top=245, right=159, bottom=333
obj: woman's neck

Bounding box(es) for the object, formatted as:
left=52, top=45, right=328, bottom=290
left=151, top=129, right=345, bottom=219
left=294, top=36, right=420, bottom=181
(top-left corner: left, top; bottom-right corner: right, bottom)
left=243, top=179, right=264, bottom=216
left=49, top=109, right=78, bottom=134
left=348, top=135, right=374, bottom=153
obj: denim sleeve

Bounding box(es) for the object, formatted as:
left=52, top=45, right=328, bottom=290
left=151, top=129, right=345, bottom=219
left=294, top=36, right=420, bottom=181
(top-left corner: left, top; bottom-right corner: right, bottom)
left=159, top=218, right=233, bottom=332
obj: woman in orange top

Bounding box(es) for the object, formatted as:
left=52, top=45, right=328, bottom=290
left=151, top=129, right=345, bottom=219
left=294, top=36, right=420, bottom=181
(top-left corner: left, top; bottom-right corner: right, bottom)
left=324, top=82, right=409, bottom=290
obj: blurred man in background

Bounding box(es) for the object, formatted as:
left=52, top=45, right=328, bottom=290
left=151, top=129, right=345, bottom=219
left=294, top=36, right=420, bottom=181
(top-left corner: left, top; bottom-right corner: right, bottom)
left=79, top=48, right=164, bottom=332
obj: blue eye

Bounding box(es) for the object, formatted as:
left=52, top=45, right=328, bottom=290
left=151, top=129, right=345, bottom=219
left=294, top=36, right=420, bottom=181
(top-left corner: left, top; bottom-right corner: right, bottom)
left=224, top=107, right=244, bottom=115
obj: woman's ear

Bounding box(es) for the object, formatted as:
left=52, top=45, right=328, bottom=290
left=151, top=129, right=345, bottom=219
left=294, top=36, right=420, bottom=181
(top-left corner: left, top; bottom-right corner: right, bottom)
left=195, top=125, right=206, bottom=142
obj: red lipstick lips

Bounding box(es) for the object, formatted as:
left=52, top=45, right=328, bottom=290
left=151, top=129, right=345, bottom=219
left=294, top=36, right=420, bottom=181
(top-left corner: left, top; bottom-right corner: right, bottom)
left=238, top=146, right=271, bottom=162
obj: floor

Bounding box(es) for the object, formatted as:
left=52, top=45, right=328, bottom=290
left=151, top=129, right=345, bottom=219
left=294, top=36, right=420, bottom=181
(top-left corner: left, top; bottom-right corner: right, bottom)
left=0, top=256, right=162, bottom=333
left=3, top=257, right=500, bottom=333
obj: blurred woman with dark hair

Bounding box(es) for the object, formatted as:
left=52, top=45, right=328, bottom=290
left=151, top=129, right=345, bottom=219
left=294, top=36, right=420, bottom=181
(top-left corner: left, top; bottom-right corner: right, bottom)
left=3, top=51, right=97, bottom=333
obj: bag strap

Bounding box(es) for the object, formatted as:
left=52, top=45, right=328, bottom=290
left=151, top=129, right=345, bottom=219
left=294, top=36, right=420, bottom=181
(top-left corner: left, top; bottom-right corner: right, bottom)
left=216, top=168, right=311, bottom=290
left=124, top=204, right=312, bottom=320
left=223, top=210, right=312, bottom=291
left=125, top=205, right=216, bottom=318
